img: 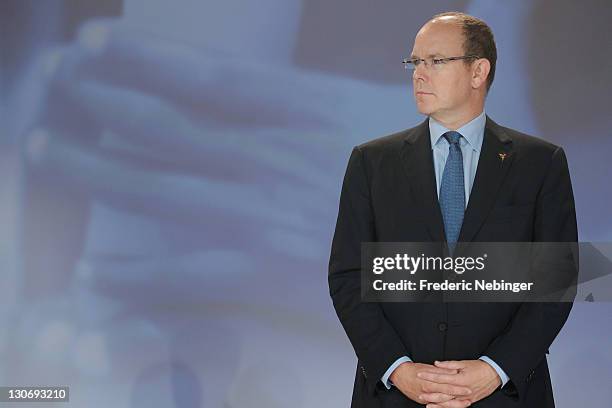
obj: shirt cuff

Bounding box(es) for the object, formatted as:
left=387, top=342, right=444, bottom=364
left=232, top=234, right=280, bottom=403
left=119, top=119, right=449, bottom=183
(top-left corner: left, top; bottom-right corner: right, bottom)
left=381, top=356, right=413, bottom=389
left=479, top=355, right=510, bottom=387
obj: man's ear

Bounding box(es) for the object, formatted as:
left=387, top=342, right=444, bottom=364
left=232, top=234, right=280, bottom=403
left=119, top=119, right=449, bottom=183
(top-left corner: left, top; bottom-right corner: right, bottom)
left=472, top=58, right=491, bottom=90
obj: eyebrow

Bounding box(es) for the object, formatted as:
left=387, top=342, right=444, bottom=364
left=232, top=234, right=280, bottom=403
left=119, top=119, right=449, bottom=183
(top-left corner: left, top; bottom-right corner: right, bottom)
left=410, top=53, right=446, bottom=59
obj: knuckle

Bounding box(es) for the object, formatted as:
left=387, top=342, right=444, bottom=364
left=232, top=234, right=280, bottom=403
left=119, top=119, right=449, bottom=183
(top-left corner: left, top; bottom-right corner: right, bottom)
left=449, top=386, right=461, bottom=395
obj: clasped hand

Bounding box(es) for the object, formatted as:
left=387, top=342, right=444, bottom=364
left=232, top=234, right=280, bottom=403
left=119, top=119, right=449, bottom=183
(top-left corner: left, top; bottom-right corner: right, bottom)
left=389, top=360, right=501, bottom=407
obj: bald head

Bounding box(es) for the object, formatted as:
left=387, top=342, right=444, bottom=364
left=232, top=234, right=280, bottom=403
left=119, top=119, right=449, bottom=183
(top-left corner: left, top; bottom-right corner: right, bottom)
left=410, top=12, right=495, bottom=129
left=424, top=12, right=497, bottom=92
left=428, top=13, right=465, bottom=27
left=414, top=17, right=466, bottom=60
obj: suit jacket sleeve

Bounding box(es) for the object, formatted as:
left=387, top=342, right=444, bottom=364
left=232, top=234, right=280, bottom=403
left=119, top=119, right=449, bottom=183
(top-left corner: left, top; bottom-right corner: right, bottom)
left=328, top=146, right=408, bottom=395
left=483, top=146, right=578, bottom=399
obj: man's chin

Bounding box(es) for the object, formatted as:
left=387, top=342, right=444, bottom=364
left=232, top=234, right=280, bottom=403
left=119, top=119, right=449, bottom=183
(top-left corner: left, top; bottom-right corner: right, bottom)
left=415, top=105, right=434, bottom=116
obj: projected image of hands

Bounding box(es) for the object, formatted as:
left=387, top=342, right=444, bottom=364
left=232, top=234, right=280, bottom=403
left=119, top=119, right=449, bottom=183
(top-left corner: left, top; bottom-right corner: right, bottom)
left=12, top=4, right=409, bottom=406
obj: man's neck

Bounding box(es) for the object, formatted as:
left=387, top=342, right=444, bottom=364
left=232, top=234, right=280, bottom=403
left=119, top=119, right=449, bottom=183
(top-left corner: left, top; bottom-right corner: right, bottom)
left=430, top=104, right=485, bottom=130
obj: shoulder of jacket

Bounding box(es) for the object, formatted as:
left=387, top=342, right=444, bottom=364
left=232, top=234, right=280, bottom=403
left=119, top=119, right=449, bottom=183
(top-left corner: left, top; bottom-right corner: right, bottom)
left=355, top=124, right=421, bottom=155
left=495, top=123, right=561, bottom=155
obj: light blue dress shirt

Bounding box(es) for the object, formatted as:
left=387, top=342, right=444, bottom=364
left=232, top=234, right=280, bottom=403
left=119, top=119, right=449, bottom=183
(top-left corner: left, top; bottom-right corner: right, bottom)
left=381, top=111, right=510, bottom=389
left=430, top=110, right=485, bottom=206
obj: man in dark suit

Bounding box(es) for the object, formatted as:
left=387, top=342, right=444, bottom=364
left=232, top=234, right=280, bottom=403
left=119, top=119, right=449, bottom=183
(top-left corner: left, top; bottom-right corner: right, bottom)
left=328, top=12, right=577, bottom=408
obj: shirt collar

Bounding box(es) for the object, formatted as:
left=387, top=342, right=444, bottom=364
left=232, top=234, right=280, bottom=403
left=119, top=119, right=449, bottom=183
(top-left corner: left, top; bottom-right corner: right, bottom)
left=429, top=110, right=486, bottom=152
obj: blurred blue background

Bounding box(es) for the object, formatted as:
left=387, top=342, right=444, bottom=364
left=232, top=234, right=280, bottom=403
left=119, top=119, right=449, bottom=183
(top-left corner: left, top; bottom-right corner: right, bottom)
left=1, top=0, right=611, bottom=406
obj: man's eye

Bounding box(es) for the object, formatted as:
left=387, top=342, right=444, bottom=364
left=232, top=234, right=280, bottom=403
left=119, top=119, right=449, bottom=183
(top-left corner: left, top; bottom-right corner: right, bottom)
left=432, top=58, right=445, bottom=65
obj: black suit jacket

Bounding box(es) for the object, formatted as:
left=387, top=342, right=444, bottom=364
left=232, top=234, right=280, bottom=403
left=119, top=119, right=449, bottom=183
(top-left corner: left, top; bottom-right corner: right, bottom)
left=328, top=116, right=577, bottom=407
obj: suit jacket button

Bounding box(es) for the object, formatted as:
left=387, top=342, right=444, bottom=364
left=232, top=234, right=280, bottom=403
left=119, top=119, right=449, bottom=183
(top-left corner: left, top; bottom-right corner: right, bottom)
left=438, top=322, right=448, bottom=332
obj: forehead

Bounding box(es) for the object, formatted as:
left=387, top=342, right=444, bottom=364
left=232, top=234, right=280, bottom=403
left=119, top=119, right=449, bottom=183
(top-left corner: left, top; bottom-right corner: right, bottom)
left=411, top=20, right=464, bottom=56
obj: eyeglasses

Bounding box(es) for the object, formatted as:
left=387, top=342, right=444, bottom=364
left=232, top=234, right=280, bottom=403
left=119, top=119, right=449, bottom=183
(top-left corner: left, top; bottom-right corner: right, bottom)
left=402, top=55, right=480, bottom=71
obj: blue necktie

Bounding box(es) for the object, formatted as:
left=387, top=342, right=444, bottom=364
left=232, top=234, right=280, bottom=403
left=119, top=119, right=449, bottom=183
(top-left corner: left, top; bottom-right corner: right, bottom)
left=439, top=131, right=465, bottom=247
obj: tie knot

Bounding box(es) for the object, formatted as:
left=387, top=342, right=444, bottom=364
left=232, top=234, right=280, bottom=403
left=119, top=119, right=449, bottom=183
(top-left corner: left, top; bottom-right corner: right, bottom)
left=443, top=131, right=462, bottom=146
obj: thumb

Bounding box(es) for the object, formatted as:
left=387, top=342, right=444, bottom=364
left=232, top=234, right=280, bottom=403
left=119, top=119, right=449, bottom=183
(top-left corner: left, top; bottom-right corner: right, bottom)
left=435, top=360, right=465, bottom=370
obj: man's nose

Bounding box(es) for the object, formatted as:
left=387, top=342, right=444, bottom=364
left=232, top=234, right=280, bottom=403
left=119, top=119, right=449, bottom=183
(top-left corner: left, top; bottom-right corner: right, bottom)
left=412, top=64, right=428, bottom=82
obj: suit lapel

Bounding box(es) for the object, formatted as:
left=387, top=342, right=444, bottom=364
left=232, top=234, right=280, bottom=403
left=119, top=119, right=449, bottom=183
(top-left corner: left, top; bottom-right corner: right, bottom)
left=399, top=119, right=446, bottom=242
left=458, top=116, right=514, bottom=243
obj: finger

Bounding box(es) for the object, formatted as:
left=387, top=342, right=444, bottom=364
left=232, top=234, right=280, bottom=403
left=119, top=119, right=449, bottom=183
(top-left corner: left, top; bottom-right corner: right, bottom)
left=419, top=392, right=455, bottom=403
left=26, top=128, right=318, bottom=232
left=64, top=19, right=344, bottom=130
left=435, top=360, right=466, bottom=370
left=421, top=381, right=471, bottom=397
left=418, top=372, right=464, bottom=386
left=421, top=366, right=460, bottom=375
left=427, top=398, right=472, bottom=408
left=46, top=76, right=340, bottom=192
left=441, top=399, right=472, bottom=408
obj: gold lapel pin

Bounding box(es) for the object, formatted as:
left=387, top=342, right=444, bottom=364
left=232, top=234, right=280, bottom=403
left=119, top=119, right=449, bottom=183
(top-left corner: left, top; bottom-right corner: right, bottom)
left=498, top=152, right=508, bottom=162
